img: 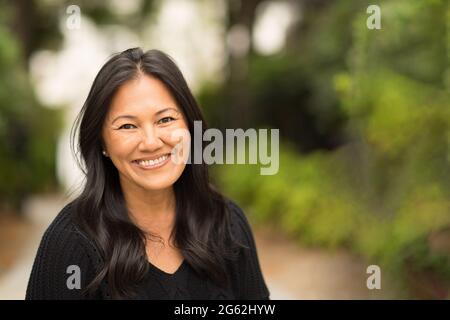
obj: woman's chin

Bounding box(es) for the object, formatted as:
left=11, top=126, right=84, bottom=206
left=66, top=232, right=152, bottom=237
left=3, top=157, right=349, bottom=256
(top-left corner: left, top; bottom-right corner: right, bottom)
left=136, top=178, right=176, bottom=192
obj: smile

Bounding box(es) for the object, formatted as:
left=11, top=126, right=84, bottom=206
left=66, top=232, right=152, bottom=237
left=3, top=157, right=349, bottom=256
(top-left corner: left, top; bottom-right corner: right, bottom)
left=132, top=153, right=171, bottom=170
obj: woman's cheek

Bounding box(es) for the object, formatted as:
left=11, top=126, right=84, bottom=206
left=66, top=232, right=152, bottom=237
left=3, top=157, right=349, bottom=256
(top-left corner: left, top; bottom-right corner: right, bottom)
left=104, top=134, right=138, bottom=160
left=111, top=132, right=141, bottom=147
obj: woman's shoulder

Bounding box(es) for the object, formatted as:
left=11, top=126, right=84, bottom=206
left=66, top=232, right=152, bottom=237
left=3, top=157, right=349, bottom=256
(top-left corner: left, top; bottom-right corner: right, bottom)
left=42, top=201, right=77, bottom=237
left=37, top=201, right=101, bottom=265
left=26, top=201, right=103, bottom=299
left=225, top=198, right=246, bottom=223
left=224, top=198, right=256, bottom=248
left=223, top=198, right=271, bottom=299
left=41, top=202, right=88, bottom=244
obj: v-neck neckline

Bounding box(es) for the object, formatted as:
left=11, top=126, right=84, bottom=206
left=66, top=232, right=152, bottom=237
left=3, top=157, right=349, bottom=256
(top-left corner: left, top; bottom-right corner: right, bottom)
left=148, top=259, right=186, bottom=277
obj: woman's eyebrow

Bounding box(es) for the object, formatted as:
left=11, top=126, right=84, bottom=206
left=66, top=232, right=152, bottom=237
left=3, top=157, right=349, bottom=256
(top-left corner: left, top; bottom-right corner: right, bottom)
left=155, top=107, right=180, bottom=116
left=111, top=115, right=137, bottom=124
left=111, top=108, right=180, bottom=124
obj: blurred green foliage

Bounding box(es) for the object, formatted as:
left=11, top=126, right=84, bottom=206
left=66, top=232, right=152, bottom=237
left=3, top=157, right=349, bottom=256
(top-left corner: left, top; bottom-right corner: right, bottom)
left=210, top=0, right=450, bottom=298
left=0, top=25, right=61, bottom=211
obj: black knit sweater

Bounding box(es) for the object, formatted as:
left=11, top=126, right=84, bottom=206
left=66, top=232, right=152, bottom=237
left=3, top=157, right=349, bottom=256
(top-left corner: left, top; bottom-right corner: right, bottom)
left=25, top=200, right=270, bottom=300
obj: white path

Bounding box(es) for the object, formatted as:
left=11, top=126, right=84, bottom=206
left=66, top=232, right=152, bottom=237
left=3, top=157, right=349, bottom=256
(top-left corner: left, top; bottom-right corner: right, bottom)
left=0, top=194, right=69, bottom=300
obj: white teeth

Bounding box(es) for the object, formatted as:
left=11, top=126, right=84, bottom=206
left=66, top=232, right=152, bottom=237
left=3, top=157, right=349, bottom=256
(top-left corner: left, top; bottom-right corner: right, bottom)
left=136, top=154, right=169, bottom=167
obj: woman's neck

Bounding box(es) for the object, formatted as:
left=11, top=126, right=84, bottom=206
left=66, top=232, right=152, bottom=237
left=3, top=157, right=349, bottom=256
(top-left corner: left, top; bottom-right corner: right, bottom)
left=120, top=178, right=176, bottom=237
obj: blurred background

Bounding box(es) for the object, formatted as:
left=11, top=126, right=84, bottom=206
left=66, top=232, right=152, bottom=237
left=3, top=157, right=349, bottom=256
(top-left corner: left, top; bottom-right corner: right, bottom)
left=0, top=0, right=449, bottom=299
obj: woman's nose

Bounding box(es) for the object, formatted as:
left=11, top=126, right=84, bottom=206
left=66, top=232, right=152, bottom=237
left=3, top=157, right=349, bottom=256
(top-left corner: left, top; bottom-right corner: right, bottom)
left=138, top=126, right=164, bottom=151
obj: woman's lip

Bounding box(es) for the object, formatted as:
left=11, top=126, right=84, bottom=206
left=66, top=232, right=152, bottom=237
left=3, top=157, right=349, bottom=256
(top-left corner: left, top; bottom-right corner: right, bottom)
left=132, top=153, right=171, bottom=170
left=133, top=153, right=172, bottom=162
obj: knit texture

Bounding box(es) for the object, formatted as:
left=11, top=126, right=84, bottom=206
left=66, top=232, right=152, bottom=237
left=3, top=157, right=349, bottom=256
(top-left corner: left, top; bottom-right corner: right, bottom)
left=25, top=200, right=270, bottom=300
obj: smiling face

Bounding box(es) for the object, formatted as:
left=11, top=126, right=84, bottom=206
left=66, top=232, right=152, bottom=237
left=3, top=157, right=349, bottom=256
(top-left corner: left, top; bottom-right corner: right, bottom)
left=102, top=74, right=190, bottom=193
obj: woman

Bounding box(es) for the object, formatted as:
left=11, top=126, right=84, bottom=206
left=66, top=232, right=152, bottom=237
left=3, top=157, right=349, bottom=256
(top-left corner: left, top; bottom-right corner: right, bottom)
left=26, top=48, right=270, bottom=300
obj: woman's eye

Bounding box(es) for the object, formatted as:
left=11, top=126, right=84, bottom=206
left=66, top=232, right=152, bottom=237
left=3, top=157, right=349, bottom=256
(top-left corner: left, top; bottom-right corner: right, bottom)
left=118, top=124, right=136, bottom=130
left=158, top=117, right=175, bottom=124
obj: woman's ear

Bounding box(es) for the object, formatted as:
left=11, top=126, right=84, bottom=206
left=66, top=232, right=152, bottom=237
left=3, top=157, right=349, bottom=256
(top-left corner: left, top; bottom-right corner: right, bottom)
left=100, top=141, right=109, bottom=157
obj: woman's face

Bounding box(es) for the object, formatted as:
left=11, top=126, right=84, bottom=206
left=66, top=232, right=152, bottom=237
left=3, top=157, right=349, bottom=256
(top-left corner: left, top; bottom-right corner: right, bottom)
left=102, top=74, right=189, bottom=193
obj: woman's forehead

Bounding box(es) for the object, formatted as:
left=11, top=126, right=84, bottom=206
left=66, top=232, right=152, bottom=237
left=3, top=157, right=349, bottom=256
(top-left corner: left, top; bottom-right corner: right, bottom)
left=108, top=75, right=181, bottom=117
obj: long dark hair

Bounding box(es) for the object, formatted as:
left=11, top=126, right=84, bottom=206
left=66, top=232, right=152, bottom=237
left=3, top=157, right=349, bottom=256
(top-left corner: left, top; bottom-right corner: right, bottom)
left=70, top=48, right=240, bottom=299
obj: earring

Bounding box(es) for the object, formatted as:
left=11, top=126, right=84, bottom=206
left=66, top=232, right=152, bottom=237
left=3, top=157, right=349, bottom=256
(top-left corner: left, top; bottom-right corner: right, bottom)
left=102, top=150, right=108, bottom=157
